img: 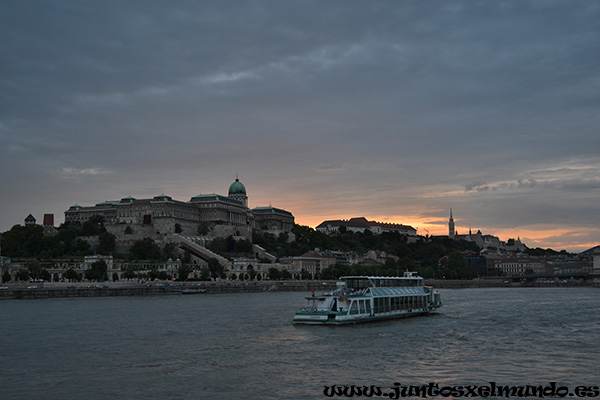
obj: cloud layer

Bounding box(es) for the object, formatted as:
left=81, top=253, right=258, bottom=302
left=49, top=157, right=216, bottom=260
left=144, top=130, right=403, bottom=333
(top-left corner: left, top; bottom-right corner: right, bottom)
left=1, top=0, right=599, bottom=252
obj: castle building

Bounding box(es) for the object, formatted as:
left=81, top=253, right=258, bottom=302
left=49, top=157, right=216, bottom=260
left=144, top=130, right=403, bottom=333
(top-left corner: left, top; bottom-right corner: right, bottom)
left=64, top=177, right=294, bottom=236
left=316, top=217, right=417, bottom=236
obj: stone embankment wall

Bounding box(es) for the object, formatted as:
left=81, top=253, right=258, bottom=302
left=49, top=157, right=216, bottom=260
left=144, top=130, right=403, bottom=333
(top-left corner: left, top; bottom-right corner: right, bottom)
left=1, top=279, right=594, bottom=300
left=0, top=286, right=167, bottom=300
left=0, top=281, right=337, bottom=300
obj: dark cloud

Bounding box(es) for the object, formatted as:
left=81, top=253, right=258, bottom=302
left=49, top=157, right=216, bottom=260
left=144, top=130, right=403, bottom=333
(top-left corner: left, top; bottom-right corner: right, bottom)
left=1, top=0, right=599, bottom=251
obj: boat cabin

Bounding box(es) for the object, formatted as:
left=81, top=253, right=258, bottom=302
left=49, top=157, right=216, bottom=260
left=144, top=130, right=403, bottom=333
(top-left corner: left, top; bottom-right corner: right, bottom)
left=340, top=272, right=423, bottom=290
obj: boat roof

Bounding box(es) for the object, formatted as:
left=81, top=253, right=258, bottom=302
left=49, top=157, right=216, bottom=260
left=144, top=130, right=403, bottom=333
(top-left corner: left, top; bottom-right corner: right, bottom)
left=306, top=286, right=429, bottom=300
left=340, top=274, right=422, bottom=280
left=370, top=287, right=428, bottom=296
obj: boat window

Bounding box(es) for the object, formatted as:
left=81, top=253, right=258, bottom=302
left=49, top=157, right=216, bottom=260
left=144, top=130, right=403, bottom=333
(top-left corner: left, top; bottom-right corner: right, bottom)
left=345, top=278, right=371, bottom=290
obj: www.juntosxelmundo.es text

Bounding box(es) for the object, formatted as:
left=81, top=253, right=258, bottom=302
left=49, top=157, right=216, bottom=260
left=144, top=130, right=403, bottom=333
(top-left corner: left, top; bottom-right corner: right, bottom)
left=323, top=382, right=599, bottom=398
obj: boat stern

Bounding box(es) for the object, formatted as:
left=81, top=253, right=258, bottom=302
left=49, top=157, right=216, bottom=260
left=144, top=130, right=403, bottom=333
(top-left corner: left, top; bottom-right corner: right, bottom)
left=292, top=310, right=332, bottom=324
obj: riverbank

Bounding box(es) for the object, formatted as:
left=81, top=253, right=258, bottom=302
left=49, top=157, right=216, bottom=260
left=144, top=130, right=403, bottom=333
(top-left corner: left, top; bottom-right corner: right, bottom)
left=0, top=280, right=336, bottom=300
left=0, top=278, right=595, bottom=300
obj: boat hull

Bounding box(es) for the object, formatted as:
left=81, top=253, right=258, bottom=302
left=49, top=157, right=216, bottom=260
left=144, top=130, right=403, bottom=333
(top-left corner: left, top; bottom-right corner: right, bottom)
left=293, top=306, right=440, bottom=325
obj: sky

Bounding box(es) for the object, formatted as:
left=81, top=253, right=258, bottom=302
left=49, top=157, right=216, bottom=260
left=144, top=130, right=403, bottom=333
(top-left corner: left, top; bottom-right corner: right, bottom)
left=1, top=0, right=599, bottom=253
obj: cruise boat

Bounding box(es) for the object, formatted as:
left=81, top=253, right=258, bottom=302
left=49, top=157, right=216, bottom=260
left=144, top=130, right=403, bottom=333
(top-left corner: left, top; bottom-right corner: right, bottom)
left=293, top=272, right=442, bottom=325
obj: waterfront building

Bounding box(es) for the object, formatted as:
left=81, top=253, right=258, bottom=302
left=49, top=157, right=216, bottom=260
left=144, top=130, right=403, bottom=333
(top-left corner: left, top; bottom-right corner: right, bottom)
left=316, top=217, right=417, bottom=236
left=281, top=251, right=337, bottom=279
left=231, top=257, right=296, bottom=280
left=491, top=256, right=547, bottom=277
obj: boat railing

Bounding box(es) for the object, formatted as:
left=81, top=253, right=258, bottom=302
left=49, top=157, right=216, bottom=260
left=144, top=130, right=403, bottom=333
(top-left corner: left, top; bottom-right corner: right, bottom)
left=331, top=287, right=368, bottom=296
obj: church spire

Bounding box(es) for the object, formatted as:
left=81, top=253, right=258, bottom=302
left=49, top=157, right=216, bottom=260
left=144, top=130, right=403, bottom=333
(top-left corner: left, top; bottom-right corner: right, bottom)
left=449, top=208, right=455, bottom=239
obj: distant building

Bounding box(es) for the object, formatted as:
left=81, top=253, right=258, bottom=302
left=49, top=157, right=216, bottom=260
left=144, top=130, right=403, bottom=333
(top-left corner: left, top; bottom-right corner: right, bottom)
left=447, top=210, right=524, bottom=250
left=455, top=229, right=502, bottom=249
left=490, top=256, right=547, bottom=277
left=316, top=217, right=417, bottom=236
left=43, top=213, right=58, bottom=235
left=24, top=214, right=36, bottom=226
left=64, top=176, right=295, bottom=238
left=43, top=214, right=54, bottom=227
left=252, top=206, right=295, bottom=232
left=463, top=252, right=489, bottom=276
left=282, top=249, right=361, bottom=279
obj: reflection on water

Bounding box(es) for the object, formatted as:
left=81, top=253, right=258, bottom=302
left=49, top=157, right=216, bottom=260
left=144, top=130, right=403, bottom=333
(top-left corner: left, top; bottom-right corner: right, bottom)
left=1, top=288, right=599, bottom=399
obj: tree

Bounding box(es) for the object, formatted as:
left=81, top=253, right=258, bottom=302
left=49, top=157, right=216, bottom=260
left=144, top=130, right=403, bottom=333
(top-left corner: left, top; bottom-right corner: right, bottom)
left=2, top=270, right=11, bottom=283
left=0, top=224, right=45, bottom=257
left=64, top=268, right=80, bottom=281
left=280, top=269, right=292, bottom=280
left=199, top=267, right=211, bottom=281
left=97, top=232, right=116, bottom=255
left=226, top=236, right=236, bottom=252
left=234, top=239, right=253, bottom=254
left=85, top=260, right=108, bottom=281
left=300, top=269, right=312, bottom=280
left=207, top=258, right=224, bottom=280
left=208, top=237, right=227, bottom=254
left=16, top=269, right=30, bottom=281
left=122, top=270, right=136, bottom=279
left=163, top=242, right=178, bottom=260
left=385, top=257, right=398, bottom=272
left=268, top=268, right=281, bottom=280
left=80, top=215, right=106, bottom=236
left=197, top=222, right=210, bottom=236
left=26, top=260, right=45, bottom=280
left=41, top=269, right=51, bottom=281
left=72, top=238, right=92, bottom=256
left=177, top=264, right=193, bottom=281
left=278, top=232, right=289, bottom=244
left=129, top=238, right=161, bottom=260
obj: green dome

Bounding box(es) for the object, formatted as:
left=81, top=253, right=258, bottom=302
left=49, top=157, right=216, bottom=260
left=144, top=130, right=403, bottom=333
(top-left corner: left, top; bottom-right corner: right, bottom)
left=228, top=178, right=246, bottom=195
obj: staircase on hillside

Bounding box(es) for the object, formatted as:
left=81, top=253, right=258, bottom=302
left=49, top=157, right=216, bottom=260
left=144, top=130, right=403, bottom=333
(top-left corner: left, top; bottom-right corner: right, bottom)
left=173, top=234, right=232, bottom=269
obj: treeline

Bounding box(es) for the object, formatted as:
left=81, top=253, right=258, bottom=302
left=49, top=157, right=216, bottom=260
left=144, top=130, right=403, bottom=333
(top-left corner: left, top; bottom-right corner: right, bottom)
left=3, top=220, right=497, bottom=280
left=253, top=225, right=481, bottom=279
left=1, top=216, right=115, bottom=258
left=0, top=217, right=177, bottom=261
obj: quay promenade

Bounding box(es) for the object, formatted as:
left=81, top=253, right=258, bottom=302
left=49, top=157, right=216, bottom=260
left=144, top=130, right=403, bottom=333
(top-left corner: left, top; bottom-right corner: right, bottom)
left=0, top=280, right=336, bottom=300
left=0, top=278, right=594, bottom=300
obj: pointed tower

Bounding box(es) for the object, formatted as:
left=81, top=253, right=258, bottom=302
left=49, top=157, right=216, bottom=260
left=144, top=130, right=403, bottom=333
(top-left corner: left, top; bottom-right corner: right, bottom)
left=449, top=208, right=455, bottom=239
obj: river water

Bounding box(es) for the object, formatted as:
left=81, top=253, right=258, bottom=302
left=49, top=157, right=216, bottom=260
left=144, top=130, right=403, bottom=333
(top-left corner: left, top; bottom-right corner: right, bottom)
left=1, top=287, right=599, bottom=399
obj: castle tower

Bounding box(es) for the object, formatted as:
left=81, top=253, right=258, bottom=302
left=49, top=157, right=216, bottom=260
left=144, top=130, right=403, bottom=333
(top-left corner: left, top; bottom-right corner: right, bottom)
left=449, top=208, right=455, bottom=239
